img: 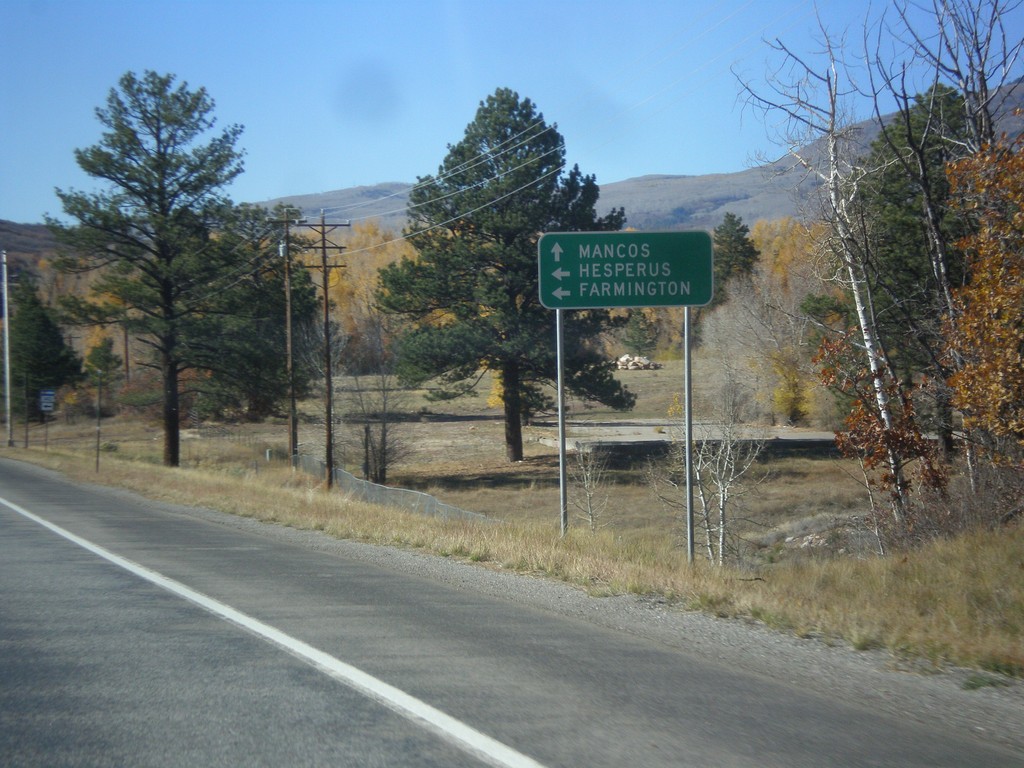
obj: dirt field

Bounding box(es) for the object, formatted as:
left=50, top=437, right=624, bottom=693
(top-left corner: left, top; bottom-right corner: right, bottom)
left=321, top=364, right=872, bottom=557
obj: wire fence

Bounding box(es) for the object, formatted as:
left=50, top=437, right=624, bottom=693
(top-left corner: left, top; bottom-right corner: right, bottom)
left=292, top=453, right=488, bottom=522
left=8, top=414, right=489, bottom=523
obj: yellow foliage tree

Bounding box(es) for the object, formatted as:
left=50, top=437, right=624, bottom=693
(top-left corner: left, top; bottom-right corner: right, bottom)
left=750, top=218, right=827, bottom=294
left=297, top=219, right=416, bottom=345
left=947, top=132, right=1024, bottom=461
left=698, top=217, right=821, bottom=426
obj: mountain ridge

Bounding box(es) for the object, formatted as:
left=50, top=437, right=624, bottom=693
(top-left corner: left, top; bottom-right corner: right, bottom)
left=262, top=162, right=812, bottom=236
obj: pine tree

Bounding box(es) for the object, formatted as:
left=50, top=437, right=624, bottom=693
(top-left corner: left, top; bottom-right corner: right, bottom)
left=84, top=336, right=121, bottom=381
left=858, top=83, right=970, bottom=453
left=377, top=88, right=633, bottom=461
left=186, top=204, right=318, bottom=421
left=711, top=212, right=759, bottom=306
left=50, top=71, right=244, bottom=466
left=623, top=310, right=659, bottom=357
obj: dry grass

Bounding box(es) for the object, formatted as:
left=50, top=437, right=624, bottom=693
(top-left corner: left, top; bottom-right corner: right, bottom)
left=7, top=407, right=1022, bottom=678
left=738, top=531, right=1024, bottom=676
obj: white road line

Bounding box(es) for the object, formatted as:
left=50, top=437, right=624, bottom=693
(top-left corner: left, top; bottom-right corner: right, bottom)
left=1, top=495, right=548, bottom=768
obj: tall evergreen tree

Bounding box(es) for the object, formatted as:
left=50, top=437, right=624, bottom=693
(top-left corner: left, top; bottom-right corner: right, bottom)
left=858, top=84, right=970, bottom=451
left=377, top=88, right=634, bottom=461
left=711, top=212, right=759, bottom=307
left=9, top=277, right=81, bottom=420
left=84, top=336, right=122, bottom=417
left=50, top=71, right=244, bottom=465
left=860, top=84, right=968, bottom=368
left=623, top=310, right=660, bottom=357
left=84, top=336, right=122, bottom=383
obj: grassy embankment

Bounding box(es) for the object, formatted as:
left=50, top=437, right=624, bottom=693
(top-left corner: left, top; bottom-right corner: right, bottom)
left=4, top=410, right=1021, bottom=684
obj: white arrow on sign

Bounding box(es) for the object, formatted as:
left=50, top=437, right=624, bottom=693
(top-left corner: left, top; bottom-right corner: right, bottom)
left=553, top=288, right=571, bottom=300
left=551, top=267, right=570, bottom=281
left=550, top=242, right=563, bottom=262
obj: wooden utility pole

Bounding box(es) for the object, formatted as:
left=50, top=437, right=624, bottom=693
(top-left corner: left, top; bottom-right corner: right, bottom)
left=268, top=208, right=306, bottom=463
left=2, top=250, right=12, bottom=447
left=296, top=211, right=349, bottom=488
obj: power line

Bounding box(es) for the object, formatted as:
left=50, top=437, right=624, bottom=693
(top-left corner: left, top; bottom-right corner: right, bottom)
left=331, top=141, right=567, bottom=226
left=181, top=221, right=285, bottom=307
left=338, top=161, right=566, bottom=260
left=314, top=120, right=563, bottom=221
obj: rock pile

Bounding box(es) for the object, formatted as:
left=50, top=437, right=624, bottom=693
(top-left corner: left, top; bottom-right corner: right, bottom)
left=616, top=354, right=661, bottom=370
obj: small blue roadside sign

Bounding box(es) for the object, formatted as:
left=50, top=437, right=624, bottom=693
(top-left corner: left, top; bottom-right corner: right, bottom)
left=39, top=388, right=56, bottom=412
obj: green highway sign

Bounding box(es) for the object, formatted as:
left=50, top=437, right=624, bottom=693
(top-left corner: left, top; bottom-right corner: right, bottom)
left=537, top=231, right=713, bottom=309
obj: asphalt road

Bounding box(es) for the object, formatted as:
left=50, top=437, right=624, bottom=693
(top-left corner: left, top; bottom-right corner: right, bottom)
left=0, top=456, right=1018, bottom=767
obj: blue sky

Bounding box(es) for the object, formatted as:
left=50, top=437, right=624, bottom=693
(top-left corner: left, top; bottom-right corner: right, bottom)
left=2, top=1, right=1020, bottom=224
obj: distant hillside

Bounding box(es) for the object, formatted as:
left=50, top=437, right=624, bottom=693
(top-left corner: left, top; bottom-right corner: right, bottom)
left=5, top=168, right=801, bottom=261
left=261, top=131, right=861, bottom=233
left=595, top=167, right=812, bottom=231
left=261, top=111, right=874, bottom=232
left=0, top=220, right=56, bottom=271
left=264, top=168, right=811, bottom=235
left=263, top=183, right=412, bottom=233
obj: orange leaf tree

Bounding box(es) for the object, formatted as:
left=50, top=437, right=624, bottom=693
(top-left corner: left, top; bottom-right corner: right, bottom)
left=947, top=131, right=1024, bottom=464
left=814, top=331, right=945, bottom=531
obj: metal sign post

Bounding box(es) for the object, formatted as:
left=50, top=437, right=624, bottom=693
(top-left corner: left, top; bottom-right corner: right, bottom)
left=556, top=309, right=568, bottom=537
left=95, top=375, right=102, bottom=472
left=684, top=308, right=695, bottom=563
left=39, top=388, right=55, bottom=452
left=538, top=232, right=712, bottom=557
left=2, top=251, right=12, bottom=447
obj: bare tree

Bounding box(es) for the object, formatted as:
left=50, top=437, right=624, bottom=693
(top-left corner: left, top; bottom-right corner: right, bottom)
left=700, top=228, right=822, bottom=427
left=886, top=0, right=1023, bottom=156
left=694, top=381, right=767, bottom=565
left=341, top=288, right=411, bottom=484
left=651, top=377, right=766, bottom=565
left=740, top=18, right=915, bottom=520
left=569, top=442, right=610, bottom=532
left=735, top=2, right=1024, bottom=532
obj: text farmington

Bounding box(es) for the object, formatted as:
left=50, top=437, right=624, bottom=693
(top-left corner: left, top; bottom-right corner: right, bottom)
left=578, top=280, right=692, bottom=298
